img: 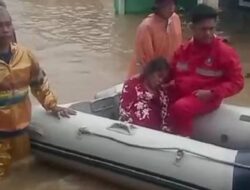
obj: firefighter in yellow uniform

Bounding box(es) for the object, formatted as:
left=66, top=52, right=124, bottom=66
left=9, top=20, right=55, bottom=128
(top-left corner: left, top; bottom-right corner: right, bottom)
left=0, top=7, right=76, bottom=177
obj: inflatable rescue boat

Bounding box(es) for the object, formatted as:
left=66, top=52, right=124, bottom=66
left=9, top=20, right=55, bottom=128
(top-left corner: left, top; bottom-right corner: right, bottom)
left=30, top=84, right=250, bottom=190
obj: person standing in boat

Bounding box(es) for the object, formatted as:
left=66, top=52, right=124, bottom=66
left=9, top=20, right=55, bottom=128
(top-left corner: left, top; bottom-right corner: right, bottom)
left=127, top=0, right=182, bottom=78
left=0, top=7, right=76, bottom=177
left=170, top=4, right=244, bottom=137
left=120, top=57, right=172, bottom=132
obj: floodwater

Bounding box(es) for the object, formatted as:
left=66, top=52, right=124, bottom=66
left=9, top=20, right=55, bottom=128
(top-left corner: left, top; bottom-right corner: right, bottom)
left=1, top=0, right=250, bottom=190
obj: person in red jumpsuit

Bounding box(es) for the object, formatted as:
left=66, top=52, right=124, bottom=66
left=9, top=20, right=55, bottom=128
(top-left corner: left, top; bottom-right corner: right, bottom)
left=170, top=4, right=244, bottom=137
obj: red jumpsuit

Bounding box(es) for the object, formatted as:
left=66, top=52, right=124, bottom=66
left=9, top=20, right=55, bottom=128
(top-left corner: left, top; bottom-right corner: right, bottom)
left=170, top=37, right=244, bottom=136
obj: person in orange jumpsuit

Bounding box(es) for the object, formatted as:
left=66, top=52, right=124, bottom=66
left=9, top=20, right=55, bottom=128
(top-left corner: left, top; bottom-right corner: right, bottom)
left=127, top=0, right=182, bottom=78
left=170, top=4, right=244, bottom=137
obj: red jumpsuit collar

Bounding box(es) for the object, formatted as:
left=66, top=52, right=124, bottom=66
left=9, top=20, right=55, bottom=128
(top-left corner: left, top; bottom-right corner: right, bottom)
left=192, top=37, right=217, bottom=50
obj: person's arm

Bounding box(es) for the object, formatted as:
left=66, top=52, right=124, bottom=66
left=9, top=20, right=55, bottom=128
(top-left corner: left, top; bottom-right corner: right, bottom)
left=212, top=49, right=244, bottom=99
left=28, top=50, right=76, bottom=118
left=127, top=21, right=156, bottom=78
left=171, top=13, right=183, bottom=51
left=28, top=50, right=57, bottom=110
left=119, top=80, right=137, bottom=123
left=135, top=23, right=155, bottom=67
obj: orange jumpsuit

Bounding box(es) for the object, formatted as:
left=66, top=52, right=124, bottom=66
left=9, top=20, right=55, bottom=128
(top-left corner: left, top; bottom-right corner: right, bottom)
left=128, top=13, right=182, bottom=78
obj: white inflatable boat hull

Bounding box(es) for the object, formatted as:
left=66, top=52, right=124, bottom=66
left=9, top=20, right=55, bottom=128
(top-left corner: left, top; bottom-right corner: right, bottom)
left=30, top=106, right=250, bottom=190
left=29, top=84, right=250, bottom=190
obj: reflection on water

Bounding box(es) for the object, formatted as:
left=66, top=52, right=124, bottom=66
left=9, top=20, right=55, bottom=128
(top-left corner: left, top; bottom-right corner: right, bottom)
left=1, top=0, right=250, bottom=189
left=26, top=1, right=114, bottom=54
left=1, top=157, right=125, bottom=190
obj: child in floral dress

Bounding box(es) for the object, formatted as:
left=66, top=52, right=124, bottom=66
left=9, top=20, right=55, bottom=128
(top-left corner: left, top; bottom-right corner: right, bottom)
left=120, top=57, right=171, bottom=132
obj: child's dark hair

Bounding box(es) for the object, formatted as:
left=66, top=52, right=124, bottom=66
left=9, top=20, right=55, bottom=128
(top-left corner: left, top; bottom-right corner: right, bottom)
left=191, top=4, right=218, bottom=24
left=143, top=57, right=170, bottom=77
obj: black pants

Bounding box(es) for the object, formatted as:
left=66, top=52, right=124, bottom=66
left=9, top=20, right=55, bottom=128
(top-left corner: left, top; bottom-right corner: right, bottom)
left=0, top=128, right=27, bottom=139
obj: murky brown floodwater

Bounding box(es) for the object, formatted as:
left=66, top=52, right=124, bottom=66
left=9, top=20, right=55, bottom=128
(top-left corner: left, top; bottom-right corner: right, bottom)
left=1, top=0, right=250, bottom=189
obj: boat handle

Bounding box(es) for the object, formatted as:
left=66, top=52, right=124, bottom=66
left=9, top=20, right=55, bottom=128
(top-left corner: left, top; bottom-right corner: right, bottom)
left=78, top=127, right=91, bottom=136
left=107, top=123, right=136, bottom=135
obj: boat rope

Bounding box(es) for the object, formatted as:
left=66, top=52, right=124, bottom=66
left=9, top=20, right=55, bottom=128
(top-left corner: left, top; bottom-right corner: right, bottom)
left=31, top=140, right=204, bottom=190
left=78, top=128, right=250, bottom=170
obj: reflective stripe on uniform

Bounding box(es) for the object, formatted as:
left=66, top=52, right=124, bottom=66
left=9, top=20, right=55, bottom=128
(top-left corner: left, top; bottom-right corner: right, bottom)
left=0, top=88, right=28, bottom=99
left=0, top=88, right=29, bottom=107
left=196, top=67, right=224, bottom=77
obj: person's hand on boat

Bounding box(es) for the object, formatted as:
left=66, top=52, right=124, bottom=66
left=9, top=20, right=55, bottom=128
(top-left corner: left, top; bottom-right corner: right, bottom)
left=50, top=106, right=76, bottom=119
left=193, top=89, right=213, bottom=101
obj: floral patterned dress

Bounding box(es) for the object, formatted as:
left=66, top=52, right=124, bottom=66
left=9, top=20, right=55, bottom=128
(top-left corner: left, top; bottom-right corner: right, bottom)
left=119, top=75, right=170, bottom=132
